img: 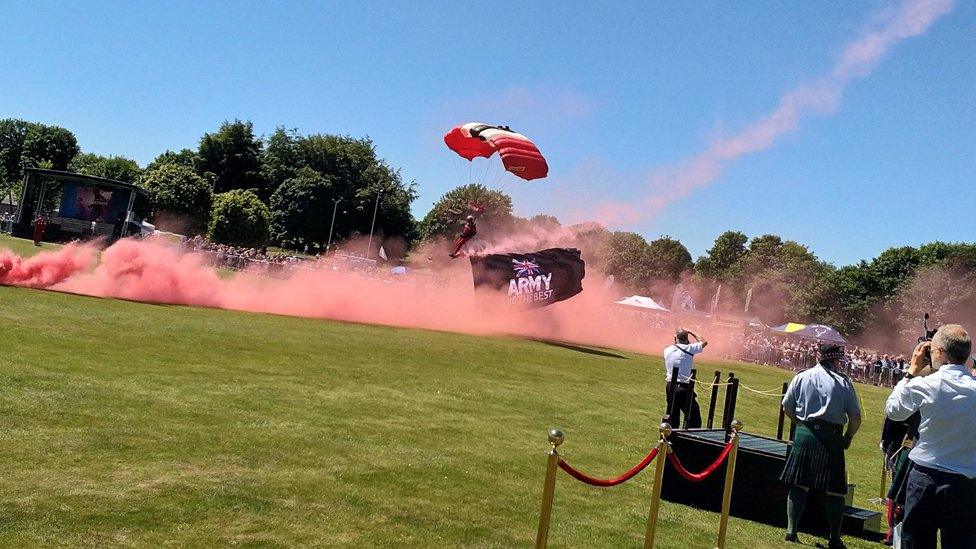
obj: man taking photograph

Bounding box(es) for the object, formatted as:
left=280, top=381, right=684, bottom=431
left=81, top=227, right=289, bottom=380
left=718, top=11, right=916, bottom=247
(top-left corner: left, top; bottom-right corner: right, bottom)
left=885, top=324, right=976, bottom=549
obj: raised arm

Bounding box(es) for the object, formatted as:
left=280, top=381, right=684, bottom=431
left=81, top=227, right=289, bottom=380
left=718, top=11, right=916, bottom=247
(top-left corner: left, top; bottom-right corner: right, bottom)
left=689, top=330, right=708, bottom=348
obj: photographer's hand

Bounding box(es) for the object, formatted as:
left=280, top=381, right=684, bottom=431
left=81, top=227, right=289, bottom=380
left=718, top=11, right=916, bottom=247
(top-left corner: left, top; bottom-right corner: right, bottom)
left=909, top=341, right=932, bottom=377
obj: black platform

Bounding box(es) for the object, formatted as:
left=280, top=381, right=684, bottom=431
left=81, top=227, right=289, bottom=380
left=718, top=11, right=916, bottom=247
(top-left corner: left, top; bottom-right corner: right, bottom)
left=660, top=429, right=882, bottom=538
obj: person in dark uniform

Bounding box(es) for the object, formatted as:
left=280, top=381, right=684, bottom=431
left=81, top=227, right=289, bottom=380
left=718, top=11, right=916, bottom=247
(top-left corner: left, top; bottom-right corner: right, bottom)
left=780, top=343, right=862, bottom=548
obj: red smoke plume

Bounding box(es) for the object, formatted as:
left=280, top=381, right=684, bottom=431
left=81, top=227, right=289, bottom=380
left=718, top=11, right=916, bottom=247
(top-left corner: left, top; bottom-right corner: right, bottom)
left=0, top=238, right=674, bottom=356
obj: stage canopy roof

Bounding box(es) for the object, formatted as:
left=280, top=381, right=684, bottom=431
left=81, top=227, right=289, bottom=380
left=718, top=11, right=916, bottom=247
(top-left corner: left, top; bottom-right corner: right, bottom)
left=614, top=295, right=670, bottom=312
left=771, top=322, right=847, bottom=343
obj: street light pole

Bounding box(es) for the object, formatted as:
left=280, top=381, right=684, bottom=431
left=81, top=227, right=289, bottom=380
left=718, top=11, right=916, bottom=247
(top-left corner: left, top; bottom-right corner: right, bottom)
left=326, top=198, right=341, bottom=256
left=366, top=192, right=380, bottom=260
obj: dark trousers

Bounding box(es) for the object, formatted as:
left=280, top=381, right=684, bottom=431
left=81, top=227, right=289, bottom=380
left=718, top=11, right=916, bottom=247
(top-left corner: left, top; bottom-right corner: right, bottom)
left=665, top=383, right=701, bottom=429
left=902, top=463, right=976, bottom=549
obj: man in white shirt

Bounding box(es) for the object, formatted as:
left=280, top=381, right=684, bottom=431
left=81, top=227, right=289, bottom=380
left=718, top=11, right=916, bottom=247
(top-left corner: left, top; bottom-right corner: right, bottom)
left=663, top=328, right=707, bottom=428
left=885, top=324, right=976, bottom=549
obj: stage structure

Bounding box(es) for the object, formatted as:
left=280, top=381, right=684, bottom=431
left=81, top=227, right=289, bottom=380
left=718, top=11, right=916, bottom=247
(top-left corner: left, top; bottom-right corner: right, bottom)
left=660, top=368, right=882, bottom=539
left=12, top=168, right=151, bottom=243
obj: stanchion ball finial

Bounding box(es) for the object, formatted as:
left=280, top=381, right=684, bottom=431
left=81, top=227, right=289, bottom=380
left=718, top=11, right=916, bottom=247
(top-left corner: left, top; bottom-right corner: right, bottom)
left=730, top=419, right=743, bottom=432
left=659, top=422, right=673, bottom=438
left=547, top=428, right=565, bottom=446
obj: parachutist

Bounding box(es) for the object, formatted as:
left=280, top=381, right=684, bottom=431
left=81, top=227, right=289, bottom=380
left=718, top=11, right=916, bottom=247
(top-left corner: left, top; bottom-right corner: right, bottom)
left=450, top=215, right=477, bottom=258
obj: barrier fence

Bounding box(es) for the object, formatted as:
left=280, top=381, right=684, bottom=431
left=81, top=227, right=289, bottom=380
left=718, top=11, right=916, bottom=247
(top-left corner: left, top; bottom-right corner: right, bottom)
left=535, top=420, right=742, bottom=549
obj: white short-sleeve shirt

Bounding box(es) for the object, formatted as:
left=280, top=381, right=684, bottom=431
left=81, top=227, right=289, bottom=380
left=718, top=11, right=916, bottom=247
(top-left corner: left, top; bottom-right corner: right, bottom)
left=663, top=342, right=705, bottom=382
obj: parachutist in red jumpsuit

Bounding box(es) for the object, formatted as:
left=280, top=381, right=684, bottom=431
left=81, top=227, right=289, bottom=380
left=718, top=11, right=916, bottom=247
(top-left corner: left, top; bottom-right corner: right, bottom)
left=33, top=215, right=46, bottom=246
left=449, top=216, right=477, bottom=258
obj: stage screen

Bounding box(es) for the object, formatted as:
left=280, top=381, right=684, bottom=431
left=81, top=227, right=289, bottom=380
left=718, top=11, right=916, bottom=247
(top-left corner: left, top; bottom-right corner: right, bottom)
left=57, top=183, right=129, bottom=223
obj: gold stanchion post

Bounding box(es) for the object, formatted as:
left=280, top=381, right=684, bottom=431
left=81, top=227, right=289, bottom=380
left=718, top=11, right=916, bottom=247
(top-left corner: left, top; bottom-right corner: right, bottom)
left=643, top=422, right=672, bottom=549
left=715, top=419, right=742, bottom=549
left=535, top=428, right=564, bottom=549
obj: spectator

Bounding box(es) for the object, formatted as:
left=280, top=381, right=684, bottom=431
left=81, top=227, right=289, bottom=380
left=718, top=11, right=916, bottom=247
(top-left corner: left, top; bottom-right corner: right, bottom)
left=884, top=325, right=976, bottom=548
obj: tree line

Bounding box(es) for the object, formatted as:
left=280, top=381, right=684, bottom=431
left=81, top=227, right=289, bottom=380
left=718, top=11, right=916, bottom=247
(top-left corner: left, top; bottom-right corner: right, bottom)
left=2, top=117, right=972, bottom=340
left=0, top=119, right=417, bottom=251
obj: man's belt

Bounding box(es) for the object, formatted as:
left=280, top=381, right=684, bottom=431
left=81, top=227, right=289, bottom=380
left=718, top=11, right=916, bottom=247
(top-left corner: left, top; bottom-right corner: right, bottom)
left=801, top=419, right=843, bottom=435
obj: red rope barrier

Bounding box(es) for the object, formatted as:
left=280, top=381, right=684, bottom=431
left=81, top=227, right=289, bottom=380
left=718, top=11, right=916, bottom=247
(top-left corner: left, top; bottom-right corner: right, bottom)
left=557, top=447, right=660, bottom=487
left=667, top=441, right=734, bottom=482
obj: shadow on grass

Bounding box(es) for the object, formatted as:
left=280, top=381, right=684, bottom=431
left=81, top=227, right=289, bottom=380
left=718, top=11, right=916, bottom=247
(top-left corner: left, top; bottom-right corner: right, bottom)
left=530, top=339, right=629, bottom=359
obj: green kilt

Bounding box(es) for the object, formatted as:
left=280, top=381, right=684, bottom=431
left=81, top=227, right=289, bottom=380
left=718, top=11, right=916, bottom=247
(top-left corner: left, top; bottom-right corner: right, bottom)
left=780, top=421, right=848, bottom=495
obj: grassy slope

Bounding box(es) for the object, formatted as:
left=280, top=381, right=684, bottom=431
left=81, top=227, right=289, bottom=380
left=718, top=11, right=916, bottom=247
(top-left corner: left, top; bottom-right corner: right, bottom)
left=0, top=235, right=890, bottom=548
left=0, top=233, right=62, bottom=257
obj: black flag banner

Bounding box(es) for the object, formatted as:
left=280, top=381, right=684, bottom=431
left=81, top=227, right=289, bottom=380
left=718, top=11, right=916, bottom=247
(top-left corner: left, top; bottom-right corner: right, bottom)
left=469, top=248, right=585, bottom=311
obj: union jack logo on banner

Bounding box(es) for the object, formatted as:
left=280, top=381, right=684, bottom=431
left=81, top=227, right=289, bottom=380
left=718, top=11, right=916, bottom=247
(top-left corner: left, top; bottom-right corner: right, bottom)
left=511, top=258, right=542, bottom=277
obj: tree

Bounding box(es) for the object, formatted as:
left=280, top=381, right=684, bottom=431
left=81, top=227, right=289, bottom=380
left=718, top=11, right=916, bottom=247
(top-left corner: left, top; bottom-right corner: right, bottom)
left=418, top=183, right=513, bottom=242
left=646, top=236, right=693, bottom=281
left=19, top=124, right=79, bottom=173
left=600, top=231, right=655, bottom=289
left=269, top=167, right=338, bottom=248
left=529, top=214, right=561, bottom=229
left=146, top=149, right=200, bottom=172
left=0, top=119, right=35, bottom=201
left=141, top=164, right=213, bottom=235
left=68, top=153, right=142, bottom=183
left=695, top=230, right=748, bottom=280
left=209, top=189, right=270, bottom=247
left=261, top=127, right=301, bottom=195
left=260, top=131, right=417, bottom=251
left=198, top=120, right=265, bottom=196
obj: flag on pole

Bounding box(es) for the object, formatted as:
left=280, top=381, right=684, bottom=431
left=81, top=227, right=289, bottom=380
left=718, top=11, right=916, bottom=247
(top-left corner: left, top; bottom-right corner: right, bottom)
left=709, top=284, right=722, bottom=314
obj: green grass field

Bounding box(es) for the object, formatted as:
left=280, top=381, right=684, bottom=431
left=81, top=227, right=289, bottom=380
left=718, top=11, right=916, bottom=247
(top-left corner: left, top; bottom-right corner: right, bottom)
left=0, top=235, right=891, bottom=547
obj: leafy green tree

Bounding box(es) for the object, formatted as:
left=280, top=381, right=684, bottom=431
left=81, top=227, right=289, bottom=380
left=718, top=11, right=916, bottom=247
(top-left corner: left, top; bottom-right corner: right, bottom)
left=269, top=167, right=338, bottom=248
left=209, top=189, right=270, bottom=247
left=740, top=234, right=784, bottom=276
left=261, top=132, right=417, bottom=250
left=0, top=119, right=35, bottom=202
left=529, top=214, right=561, bottom=228
left=147, top=149, right=200, bottom=172
left=600, top=231, right=655, bottom=289
left=68, top=153, right=142, bottom=183
left=695, top=230, right=748, bottom=280
left=261, top=127, right=301, bottom=195
left=647, top=236, right=693, bottom=281
left=418, top=183, right=513, bottom=241
left=19, top=124, right=79, bottom=172
left=141, top=164, right=213, bottom=235
left=198, top=120, right=265, bottom=196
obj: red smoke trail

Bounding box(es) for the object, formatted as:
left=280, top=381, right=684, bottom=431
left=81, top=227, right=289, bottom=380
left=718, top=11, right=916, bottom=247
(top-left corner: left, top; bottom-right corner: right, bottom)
left=0, top=238, right=673, bottom=355
left=0, top=244, right=94, bottom=288
left=590, top=0, right=956, bottom=226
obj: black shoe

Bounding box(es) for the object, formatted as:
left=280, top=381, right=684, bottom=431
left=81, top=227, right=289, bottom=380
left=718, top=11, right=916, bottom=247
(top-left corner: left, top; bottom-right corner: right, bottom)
left=785, top=533, right=799, bottom=543
left=827, top=539, right=846, bottom=549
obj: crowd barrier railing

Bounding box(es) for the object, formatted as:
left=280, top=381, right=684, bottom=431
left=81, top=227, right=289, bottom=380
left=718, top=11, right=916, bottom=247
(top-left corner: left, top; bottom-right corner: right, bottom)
left=535, top=420, right=743, bottom=549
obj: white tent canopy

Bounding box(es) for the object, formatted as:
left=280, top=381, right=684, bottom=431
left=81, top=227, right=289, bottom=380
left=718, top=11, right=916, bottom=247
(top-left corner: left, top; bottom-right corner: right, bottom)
left=614, top=295, right=670, bottom=312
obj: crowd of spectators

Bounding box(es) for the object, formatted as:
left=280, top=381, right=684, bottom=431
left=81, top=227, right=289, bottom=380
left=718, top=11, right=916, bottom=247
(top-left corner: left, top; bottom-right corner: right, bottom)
left=1, top=212, right=13, bottom=234
left=181, top=235, right=448, bottom=288
left=185, top=236, right=301, bottom=273
left=737, top=331, right=907, bottom=387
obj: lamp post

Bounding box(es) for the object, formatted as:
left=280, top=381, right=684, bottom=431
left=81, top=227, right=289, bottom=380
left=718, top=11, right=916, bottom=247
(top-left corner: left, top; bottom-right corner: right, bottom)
left=326, top=198, right=341, bottom=256
left=366, top=192, right=380, bottom=260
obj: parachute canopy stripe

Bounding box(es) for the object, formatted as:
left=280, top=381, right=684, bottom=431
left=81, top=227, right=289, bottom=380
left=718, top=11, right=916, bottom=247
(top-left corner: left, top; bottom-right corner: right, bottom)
left=443, top=123, right=549, bottom=181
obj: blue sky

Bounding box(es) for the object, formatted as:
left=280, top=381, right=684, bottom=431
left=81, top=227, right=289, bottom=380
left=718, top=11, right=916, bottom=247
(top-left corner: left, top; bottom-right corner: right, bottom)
left=1, top=1, right=973, bottom=265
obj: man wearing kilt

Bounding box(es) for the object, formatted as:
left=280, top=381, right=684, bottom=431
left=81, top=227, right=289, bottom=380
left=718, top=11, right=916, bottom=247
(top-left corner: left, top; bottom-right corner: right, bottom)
left=780, top=343, right=862, bottom=548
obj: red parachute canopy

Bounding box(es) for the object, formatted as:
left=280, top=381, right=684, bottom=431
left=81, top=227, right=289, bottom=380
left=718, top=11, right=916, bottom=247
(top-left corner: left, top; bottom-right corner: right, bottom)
left=443, top=123, right=548, bottom=181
